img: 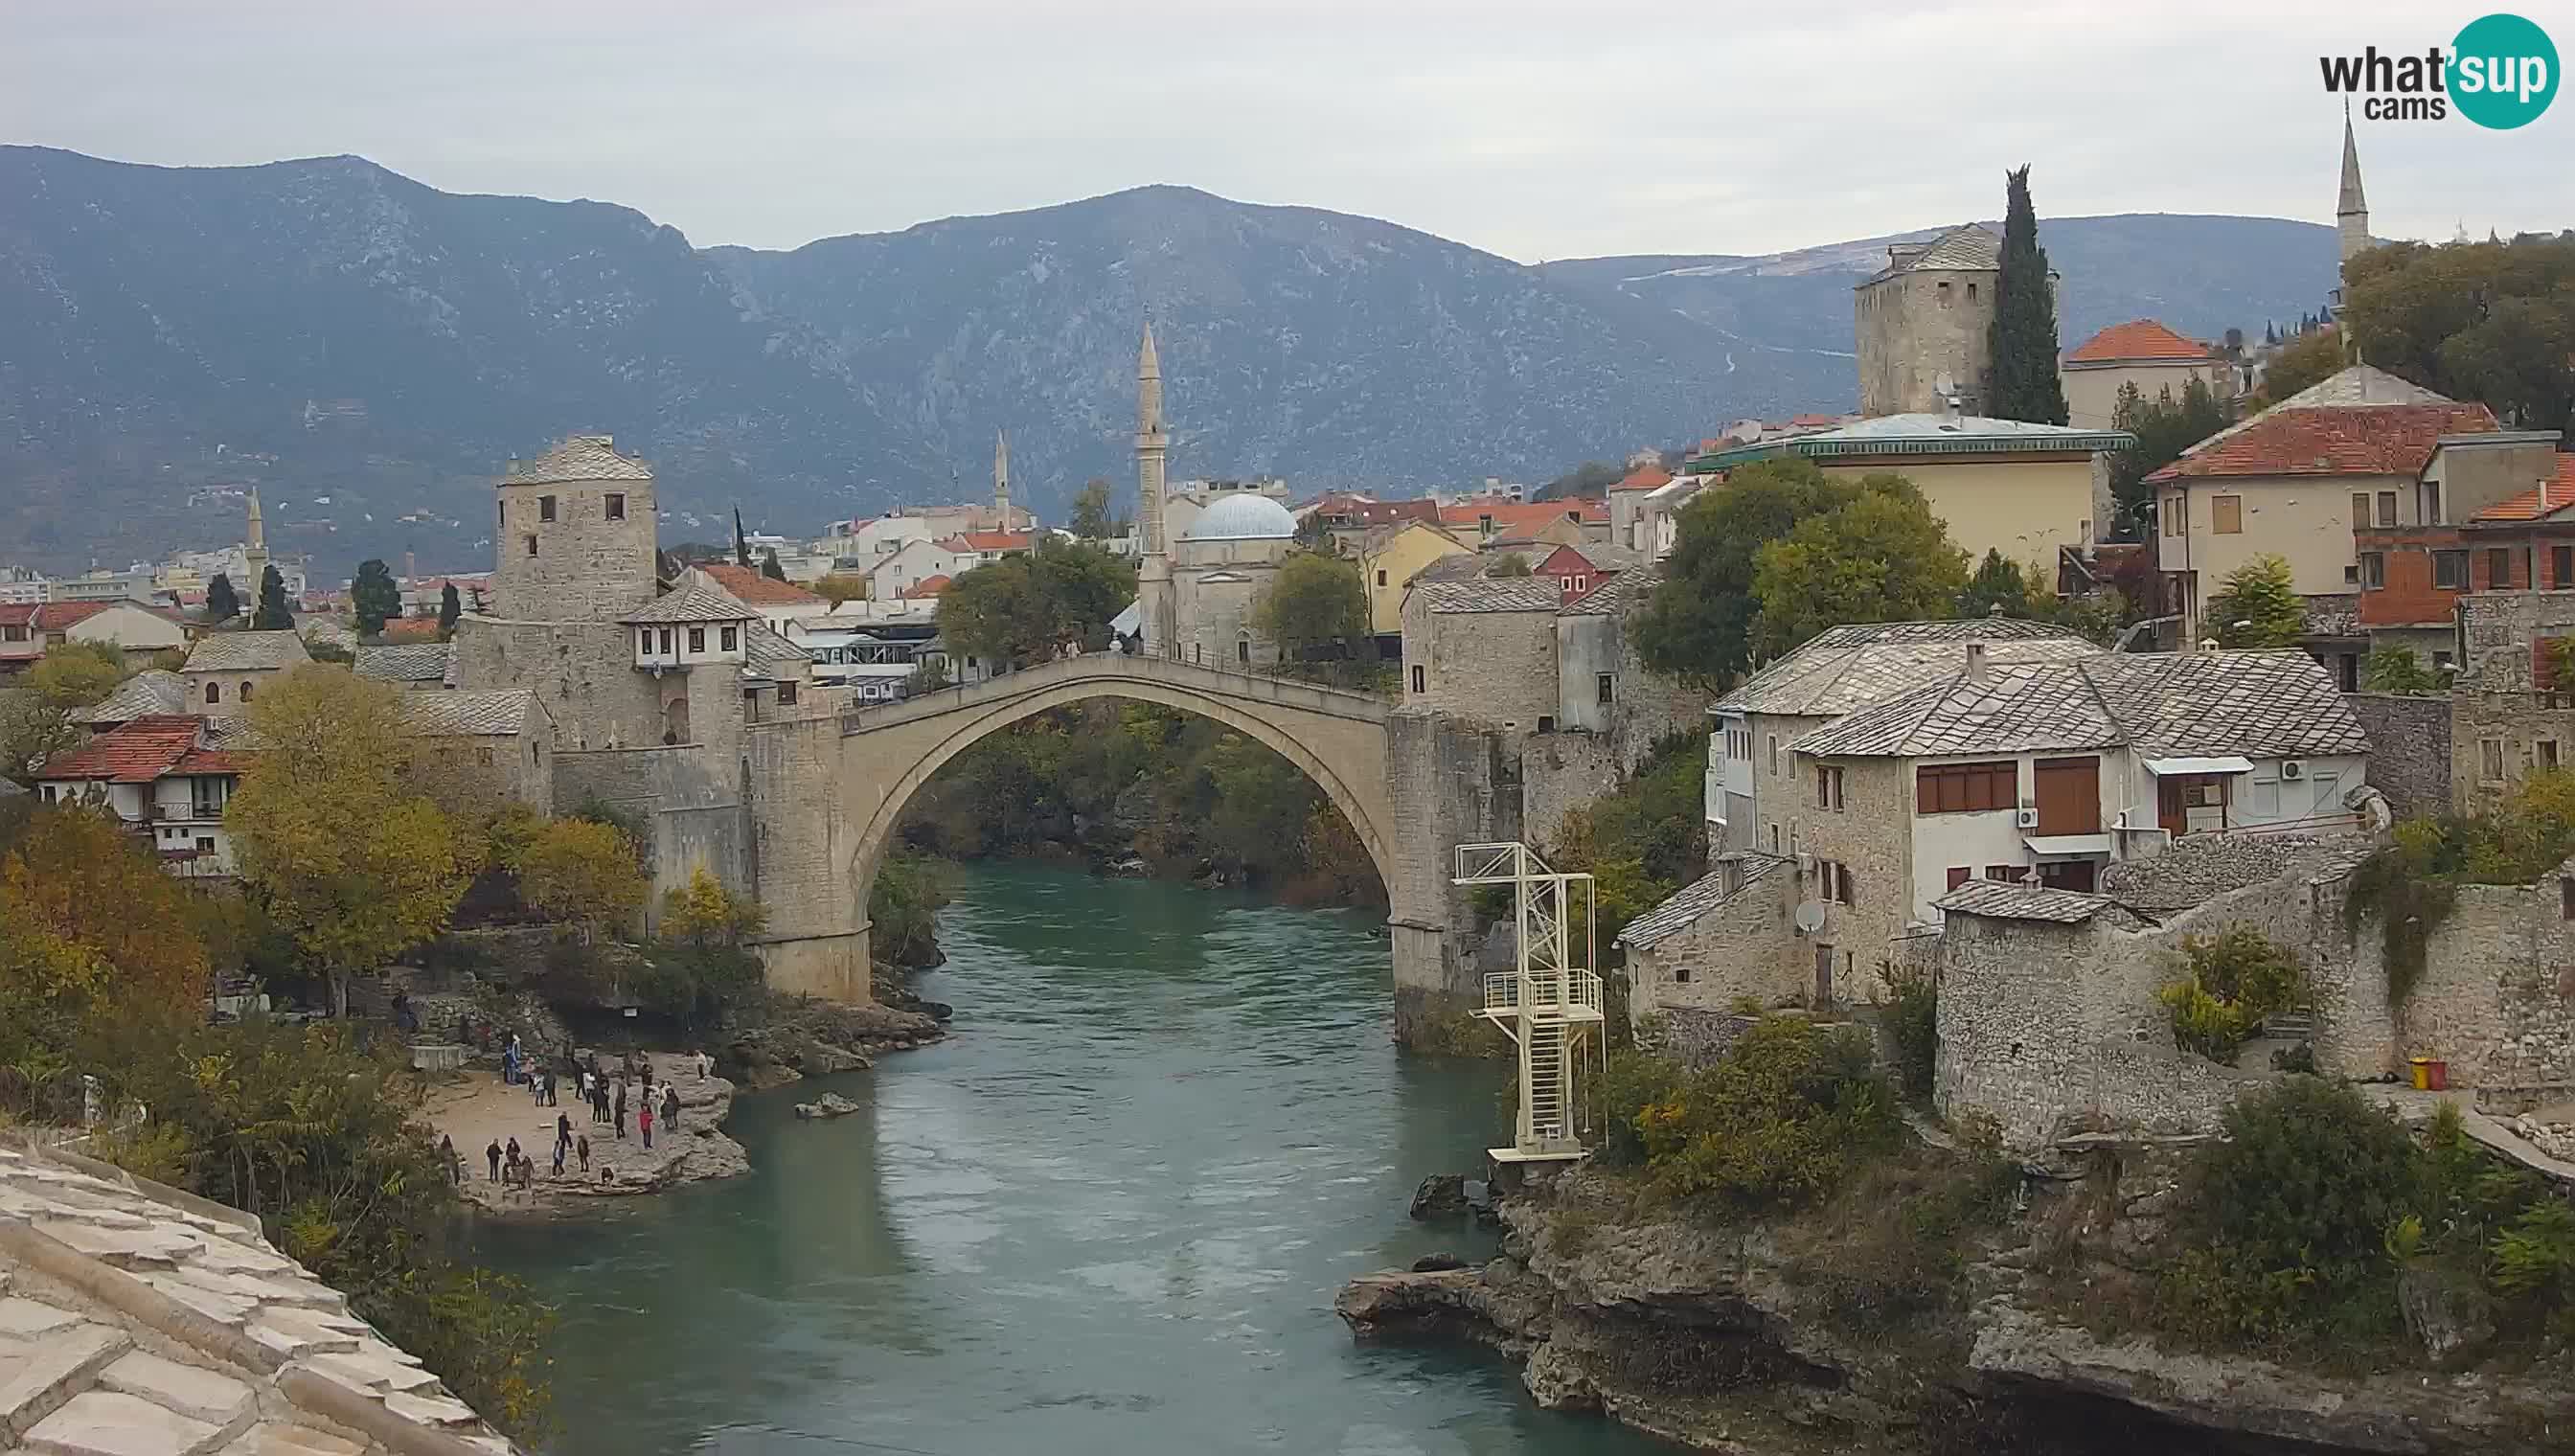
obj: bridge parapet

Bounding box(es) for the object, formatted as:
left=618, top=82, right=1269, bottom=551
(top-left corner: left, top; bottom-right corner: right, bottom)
left=839, top=652, right=1391, bottom=736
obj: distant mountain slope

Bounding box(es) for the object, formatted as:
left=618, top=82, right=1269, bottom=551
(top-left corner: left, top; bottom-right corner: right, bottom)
left=0, top=147, right=2340, bottom=574
left=1542, top=215, right=2340, bottom=421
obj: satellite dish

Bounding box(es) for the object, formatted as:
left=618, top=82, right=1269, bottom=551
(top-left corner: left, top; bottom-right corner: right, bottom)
left=1933, top=370, right=1956, bottom=397
left=1793, top=902, right=1827, bottom=935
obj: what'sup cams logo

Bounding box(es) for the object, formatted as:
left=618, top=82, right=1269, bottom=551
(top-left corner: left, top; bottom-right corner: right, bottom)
left=2321, top=12, right=2558, bottom=127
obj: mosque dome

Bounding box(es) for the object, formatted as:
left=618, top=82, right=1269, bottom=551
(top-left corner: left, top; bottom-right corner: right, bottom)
left=1183, top=493, right=1298, bottom=542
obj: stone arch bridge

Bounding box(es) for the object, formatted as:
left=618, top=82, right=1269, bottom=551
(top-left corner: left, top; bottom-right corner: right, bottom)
left=741, top=654, right=1482, bottom=1038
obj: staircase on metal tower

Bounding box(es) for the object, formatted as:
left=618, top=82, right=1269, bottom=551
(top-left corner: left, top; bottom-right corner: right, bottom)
left=1453, top=842, right=1606, bottom=1163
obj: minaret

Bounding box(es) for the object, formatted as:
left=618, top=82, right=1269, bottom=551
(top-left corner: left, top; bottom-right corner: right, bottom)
left=2336, top=106, right=2371, bottom=265
left=242, top=487, right=270, bottom=600
left=993, top=429, right=1012, bottom=528
left=1135, top=320, right=1175, bottom=657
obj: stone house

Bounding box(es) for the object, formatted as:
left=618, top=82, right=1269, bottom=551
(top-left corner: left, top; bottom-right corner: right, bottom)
left=179, top=630, right=312, bottom=716
left=1532, top=541, right=1639, bottom=605
left=2450, top=587, right=2575, bottom=807
left=1401, top=579, right=1562, bottom=734
left=33, top=714, right=252, bottom=878
left=1606, top=462, right=1674, bottom=555
left=1707, top=618, right=2096, bottom=856
left=353, top=641, right=455, bottom=691
left=402, top=689, right=555, bottom=814
left=1690, top=412, right=2130, bottom=576
left=2354, top=437, right=2574, bottom=671
left=1354, top=520, right=1473, bottom=635
left=2059, top=318, right=2239, bottom=431
left=2146, top=364, right=2495, bottom=651
left=1435, top=499, right=1609, bottom=550
left=863, top=535, right=973, bottom=603
left=1853, top=224, right=2014, bottom=418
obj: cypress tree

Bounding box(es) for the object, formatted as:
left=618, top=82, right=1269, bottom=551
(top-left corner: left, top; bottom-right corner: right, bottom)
left=761, top=548, right=787, bottom=582
left=251, top=564, right=292, bottom=630
left=1986, top=165, right=2069, bottom=424
left=205, top=572, right=239, bottom=623
left=733, top=508, right=753, bottom=568
left=352, top=558, right=401, bottom=636
left=438, top=582, right=462, bottom=640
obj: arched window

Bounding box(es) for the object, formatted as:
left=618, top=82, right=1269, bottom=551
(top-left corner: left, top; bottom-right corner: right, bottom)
left=205, top=682, right=220, bottom=705
left=239, top=680, right=254, bottom=701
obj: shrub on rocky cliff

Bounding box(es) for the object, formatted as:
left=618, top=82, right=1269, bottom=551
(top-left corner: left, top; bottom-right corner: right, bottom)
left=1615, top=1016, right=1899, bottom=1213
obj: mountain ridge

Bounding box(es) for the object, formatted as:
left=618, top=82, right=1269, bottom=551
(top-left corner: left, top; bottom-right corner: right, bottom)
left=0, top=148, right=2340, bottom=574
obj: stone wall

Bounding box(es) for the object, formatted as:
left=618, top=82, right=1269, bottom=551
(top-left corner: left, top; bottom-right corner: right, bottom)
left=2343, top=693, right=2451, bottom=819
left=1521, top=730, right=1623, bottom=849
left=1401, top=591, right=1559, bottom=735
left=2398, top=876, right=2575, bottom=1092
left=492, top=475, right=658, bottom=623
left=1856, top=266, right=1998, bottom=416
left=744, top=711, right=868, bottom=1002
left=553, top=743, right=744, bottom=932
left=1385, top=710, right=1518, bottom=1035
left=1628, top=862, right=1802, bottom=1015
left=1786, top=755, right=1916, bottom=998
left=2452, top=690, right=2575, bottom=810
left=453, top=617, right=665, bottom=750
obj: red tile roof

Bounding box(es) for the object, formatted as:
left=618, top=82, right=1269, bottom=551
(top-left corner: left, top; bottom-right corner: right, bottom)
left=697, top=562, right=823, bottom=606
left=170, top=747, right=257, bottom=776
left=1789, top=413, right=1841, bottom=428
left=0, top=605, right=34, bottom=629
left=2065, top=319, right=2214, bottom=365
left=1436, top=500, right=1607, bottom=533
left=34, top=602, right=115, bottom=629
left=2145, top=403, right=2498, bottom=483
left=34, top=716, right=207, bottom=784
left=1609, top=465, right=1674, bottom=493
left=2468, top=453, right=2575, bottom=522
left=378, top=618, right=443, bottom=643
left=953, top=532, right=1033, bottom=554
left=900, top=575, right=952, bottom=600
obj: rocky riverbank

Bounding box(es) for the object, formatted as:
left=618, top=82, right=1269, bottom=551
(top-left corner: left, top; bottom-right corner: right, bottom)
left=1338, top=1155, right=2575, bottom=1455
left=425, top=1052, right=751, bottom=1216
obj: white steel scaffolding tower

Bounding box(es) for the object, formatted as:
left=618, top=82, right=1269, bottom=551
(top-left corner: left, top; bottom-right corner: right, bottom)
left=1453, top=842, right=1605, bottom=1163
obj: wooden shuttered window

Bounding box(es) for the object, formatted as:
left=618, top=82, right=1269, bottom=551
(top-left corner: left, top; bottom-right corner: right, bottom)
left=1916, top=761, right=2017, bottom=815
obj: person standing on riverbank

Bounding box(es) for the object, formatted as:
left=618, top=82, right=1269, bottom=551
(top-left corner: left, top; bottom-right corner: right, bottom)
left=639, top=1099, right=653, bottom=1149
left=663, top=1084, right=679, bottom=1132
left=485, top=1139, right=501, bottom=1181
left=577, top=1134, right=590, bottom=1173
left=441, top=1134, right=461, bottom=1186
left=614, top=1081, right=627, bottom=1139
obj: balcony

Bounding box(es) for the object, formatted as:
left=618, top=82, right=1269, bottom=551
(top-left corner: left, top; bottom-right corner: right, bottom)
left=1481, top=969, right=1607, bottom=1024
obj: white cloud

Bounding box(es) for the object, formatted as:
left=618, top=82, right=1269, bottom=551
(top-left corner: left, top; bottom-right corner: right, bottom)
left=2, top=0, right=2565, bottom=259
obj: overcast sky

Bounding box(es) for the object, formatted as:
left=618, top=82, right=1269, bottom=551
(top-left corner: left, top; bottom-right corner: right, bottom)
left=5, top=1, right=2567, bottom=261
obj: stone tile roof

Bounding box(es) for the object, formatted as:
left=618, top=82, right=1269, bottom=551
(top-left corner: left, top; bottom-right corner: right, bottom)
left=74, top=671, right=188, bottom=725
left=1933, top=880, right=2115, bottom=923
left=2468, top=453, right=2575, bottom=522
left=34, top=717, right=208, bottom=784
left=741, top=623, right=809, bottom=677
left=1416, top=579, right=1565, bottom=614
left=2098, top=833, right=2376, bottom=914
left=619, top=585, right=757, bottom=626
left=497, top=433, right=650, bottom=485
left=1865, top=224, right=2001, bottom=282
left=1791, top=649, right=2371, bottom=761
left=353, top=644, right=453, bottom=684
left=401, top=691, right=536, bottom=738
left=0, top=1138, right=519, bottom=1453
left=1715, top=620, right=2092, bottom=717
left=2065, top=319, right=2214, bottom=365
left=1617, top=854, right=1787, bottom=949
left=1561, top=566, right=1660, bottom=616
left=2146, top=401, right=2496, bottom=483
left=694, top=563, right=822, bottom=607
left=183, top=632, right=312, bottom=673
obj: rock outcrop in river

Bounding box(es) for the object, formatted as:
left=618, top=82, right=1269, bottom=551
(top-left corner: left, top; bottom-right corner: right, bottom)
left=1340, top=1159, right=2575, bottom=1455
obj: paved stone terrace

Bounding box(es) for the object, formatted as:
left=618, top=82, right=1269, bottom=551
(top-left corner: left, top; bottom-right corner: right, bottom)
left=0, top=1139, right=519, bottom=1455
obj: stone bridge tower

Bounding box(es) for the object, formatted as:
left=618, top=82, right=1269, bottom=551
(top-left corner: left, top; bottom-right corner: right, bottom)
left=490, top=434, right=658, bottom=622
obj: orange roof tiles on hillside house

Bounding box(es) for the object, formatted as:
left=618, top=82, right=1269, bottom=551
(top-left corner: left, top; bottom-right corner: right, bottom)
left=2065, top=319, right=2216, bottom=365
left=1610, top=464, right=1674, bottom=493
left=2468, top=453, right=2575, bottom=522
left=34, top=716, right=211, bottom=784
left=696, top=561, right=823, bottom=605
left=378, top=617, right=444, bottom=643
left=1437, top=499, right=1607, bottom=534
left=900, top=575, right=953, bottom=601
left=952, top=532, right=1034, bottom=554
left=2145, top=402, right=2498, bottom=483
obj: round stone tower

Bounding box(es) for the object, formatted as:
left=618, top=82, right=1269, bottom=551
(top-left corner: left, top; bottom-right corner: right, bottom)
left=491, top=434, right=659, bottom=621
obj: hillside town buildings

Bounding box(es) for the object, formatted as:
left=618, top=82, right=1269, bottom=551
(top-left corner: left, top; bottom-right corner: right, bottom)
left=2061, top=318, right=2243, bottom=431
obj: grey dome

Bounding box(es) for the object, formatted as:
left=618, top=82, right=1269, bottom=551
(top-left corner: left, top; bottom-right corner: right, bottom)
left=1183, top=493, right=1297, bottom=542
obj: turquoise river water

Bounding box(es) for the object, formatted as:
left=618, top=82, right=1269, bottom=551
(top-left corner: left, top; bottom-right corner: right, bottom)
left=472, top=863, right=1675, bottom=1456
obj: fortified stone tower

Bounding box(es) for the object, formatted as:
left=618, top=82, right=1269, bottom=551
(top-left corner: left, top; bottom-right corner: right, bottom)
left=491, top=434, right=658, bottom=622
left=1134, top=321, right=1177, bottom=657
left=1853, top=223, right=2005, bottom=417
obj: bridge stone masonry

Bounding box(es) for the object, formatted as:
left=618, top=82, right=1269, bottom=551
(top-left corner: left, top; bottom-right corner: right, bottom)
left=740, top=653, right=1515, bottom=1042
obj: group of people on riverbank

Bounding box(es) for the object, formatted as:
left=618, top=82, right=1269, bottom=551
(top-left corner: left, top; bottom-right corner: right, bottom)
left=579, top=1052, right=691, bottom=1149
left=433, top=1044, right=717, bottom=1192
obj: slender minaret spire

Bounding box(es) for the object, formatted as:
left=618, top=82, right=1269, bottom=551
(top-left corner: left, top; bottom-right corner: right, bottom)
left=2336, top=104, right=2371, bottom=265
left=1134, top=319, right=1174, bottom=657
left=993, top=429, right=1011, bottom=525
left=243, top=487, right=270, bottom=596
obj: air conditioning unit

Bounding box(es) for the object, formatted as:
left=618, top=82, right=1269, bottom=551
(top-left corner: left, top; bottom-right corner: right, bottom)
left=2015, top=807, right=2039, bottom=829
left=2281, top=760, right=2306, bottom=781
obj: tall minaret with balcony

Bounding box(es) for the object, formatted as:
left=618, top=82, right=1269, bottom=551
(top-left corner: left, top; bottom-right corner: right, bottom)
left=993, top=429, right=1012, bottom=528
left=242, top=488, right=269, bottom=598
left=2336, top=107, right=2372, bottom=265
left=1135, top=321, right=1175, bottom=657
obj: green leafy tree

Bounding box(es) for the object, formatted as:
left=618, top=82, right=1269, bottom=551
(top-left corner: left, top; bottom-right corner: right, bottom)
left=1489, top=553, right=1534, bottom=577
left=0, top=694, right=80, bottom=787
left=1987, top=165, right=2068, bottom=424
left=227, top=668, right=478, bottom=1014
left=2109, top=377, right=2234, bottom=538
left=251, top=563, right=292, bottom=630
left=26, top=641, right=128, bottom=711
left=438, top=582, right=462, bottom=640
left=761, top=547, right=787, bottom=582
left=1749, top=477, right=1970, bottom=658
left=910, top=654, right=950, bottom=693
left=2202, top=554, right=2306, bottom=647
left=813, top=573, right=868, bottom=607
left=937, top=538, right=1135, bottom=666
left=1632, top=457, right=1861, bottom=688
left=1252, top=553, right=1369, bottom=672
left=1955, top=549, right=2039, bottom=620
left=2362, top=646, right=2440, bottom=694
left=1537, top=460, right=1625, bottom=501
left=515, top=817, right=648, bottom=944
left=2341, top=235, right=2575, bottom=431
left=351, top=558, right=401, bottom=636
left=204, top=572, right=240, bottom=623
left=1068, top=478, right=1122, bottom=540
left=659, top=866, right=766, bottom=946
left=2254, top=328, right=2346, bottom=406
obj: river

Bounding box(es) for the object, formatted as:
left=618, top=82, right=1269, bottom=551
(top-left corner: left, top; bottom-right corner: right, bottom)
left=473, top=862, right=1672, bottom=1456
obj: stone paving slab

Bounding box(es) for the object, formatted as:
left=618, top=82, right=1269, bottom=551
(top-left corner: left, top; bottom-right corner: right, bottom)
left=23, top=1388, right=219, bottom=1456
left=214, top=1425, right=364, bottom=1456
left=0, top=1296, right=87, bottom=1340
left=0, top=1323, right=128, bottom=1431
left=98, top=1352, right=253, bottom=1426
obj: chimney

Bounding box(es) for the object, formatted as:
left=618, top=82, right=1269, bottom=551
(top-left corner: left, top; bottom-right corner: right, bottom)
left=1966, top=642, right=1989, bottom=680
